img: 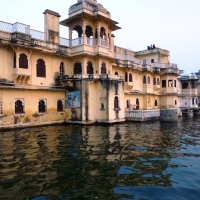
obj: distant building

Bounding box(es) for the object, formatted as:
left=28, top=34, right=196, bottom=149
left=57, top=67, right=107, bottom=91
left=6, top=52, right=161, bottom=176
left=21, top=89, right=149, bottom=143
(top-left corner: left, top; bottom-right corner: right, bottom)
left=177, top=71, right=198, bottom=109
left=0, top=0, right=182, bottom=128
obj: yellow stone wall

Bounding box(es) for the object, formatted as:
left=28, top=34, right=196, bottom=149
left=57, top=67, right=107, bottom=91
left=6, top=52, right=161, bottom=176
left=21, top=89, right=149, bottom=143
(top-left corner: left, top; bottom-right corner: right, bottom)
left=0, top=89, right=68, bottom=126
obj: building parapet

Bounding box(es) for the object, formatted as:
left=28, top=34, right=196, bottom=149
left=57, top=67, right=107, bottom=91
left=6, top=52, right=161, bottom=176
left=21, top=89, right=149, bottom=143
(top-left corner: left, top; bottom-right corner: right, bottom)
left=125, top=109, right=160, bottom=121
left=0, top=20, right=70, bottom=47
left=135, top=48, right=170, bottom=56
left=163, top=68, right=179, bottom=74
left=59, top=74, right=124, bottom=81
left=114, top=52, right=142, bottom=64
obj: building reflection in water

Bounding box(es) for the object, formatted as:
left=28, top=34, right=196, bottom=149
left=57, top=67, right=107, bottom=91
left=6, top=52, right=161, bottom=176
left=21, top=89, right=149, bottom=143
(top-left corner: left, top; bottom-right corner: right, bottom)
left=0, top=120, right=197, bottom=199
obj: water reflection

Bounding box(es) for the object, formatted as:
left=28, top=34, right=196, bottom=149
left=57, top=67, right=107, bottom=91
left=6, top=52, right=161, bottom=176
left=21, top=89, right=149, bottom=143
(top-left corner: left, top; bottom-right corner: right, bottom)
left=0, top=118, right=200, bottom=200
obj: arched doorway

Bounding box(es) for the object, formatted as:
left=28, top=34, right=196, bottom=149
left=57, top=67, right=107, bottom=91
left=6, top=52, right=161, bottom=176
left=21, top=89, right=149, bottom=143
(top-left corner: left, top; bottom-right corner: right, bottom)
left=136, top=98, right=139, bottom=110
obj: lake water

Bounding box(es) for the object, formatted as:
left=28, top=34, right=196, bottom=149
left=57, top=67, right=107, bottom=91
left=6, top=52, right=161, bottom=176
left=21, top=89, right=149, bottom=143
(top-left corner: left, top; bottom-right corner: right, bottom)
left=0, top=116, right=200, bottom=200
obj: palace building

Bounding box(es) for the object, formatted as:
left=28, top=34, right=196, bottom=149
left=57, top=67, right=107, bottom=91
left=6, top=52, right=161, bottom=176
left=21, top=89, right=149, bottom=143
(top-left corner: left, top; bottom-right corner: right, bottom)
left=0, top=0, right=181, bottom=129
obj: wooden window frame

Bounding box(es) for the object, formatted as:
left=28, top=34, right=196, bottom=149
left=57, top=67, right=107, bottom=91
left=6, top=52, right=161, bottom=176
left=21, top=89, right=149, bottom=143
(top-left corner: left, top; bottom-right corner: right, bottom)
left=36, top=59, right=46, bottom=78
left=57, top=100, right=63, bottom=112
left=38, top=100, right=46, bottom=113
left=19, top=53, right=28, bottom=69
left=15, top=100, right=24, bottom=114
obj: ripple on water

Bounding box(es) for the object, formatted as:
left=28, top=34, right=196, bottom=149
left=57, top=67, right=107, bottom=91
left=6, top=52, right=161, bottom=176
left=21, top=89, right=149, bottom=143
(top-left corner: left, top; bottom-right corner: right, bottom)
left=0, top=119, right=199, bottom=199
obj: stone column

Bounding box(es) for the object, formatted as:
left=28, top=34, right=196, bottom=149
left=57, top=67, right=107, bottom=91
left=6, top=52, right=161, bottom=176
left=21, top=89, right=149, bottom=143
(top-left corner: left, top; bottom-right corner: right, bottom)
left=97, top=23, right=100, bottom=46
left=82, top=24, right=85, bottom=45
left=69, top=28, right=72, bottom=47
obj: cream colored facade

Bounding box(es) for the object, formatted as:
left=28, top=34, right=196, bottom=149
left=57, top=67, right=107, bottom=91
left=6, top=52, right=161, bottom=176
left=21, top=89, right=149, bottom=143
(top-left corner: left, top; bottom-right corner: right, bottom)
left=0, top=0, right=181, bottom=128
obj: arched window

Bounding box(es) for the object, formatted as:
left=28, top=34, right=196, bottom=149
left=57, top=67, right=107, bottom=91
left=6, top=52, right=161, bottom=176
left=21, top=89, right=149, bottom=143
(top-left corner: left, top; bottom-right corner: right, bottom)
left=129, top=73, right=133, bottom=82
left=143, top=76, right=146, bottom=84
left=15, top=100, right=23, bottom=114
left=59, top=62, right=65, bottom=76
left=125, top=72, right=128, bottom=82
left=115, top=71, right=118, bottom=75
left=74, top=62, right=82, bottom=74
left=100, top=27, right=106, bottom=40
left=57, top=100, right=63, bottom=112
left=36, top=59, right=46, bottom=77
left=114, top=96, right=119, bottom=109
left=175, top=100, right=177, bottom=105
left=101, top=62, right=107, bottom=74
left=87, top=61, right=93, bottom=74
left=147, top=76, right=150, bottom=84
left=157, top=78, right=160, bottom=85
left=19, top=53, right=28, bottom=69
left=153, top=77, right=156, bottom=85
left=38, top=100, right=46, bottom=113
left=155, top=100, right=158, bottom=106
left=72, top=25, right=83, bottom=39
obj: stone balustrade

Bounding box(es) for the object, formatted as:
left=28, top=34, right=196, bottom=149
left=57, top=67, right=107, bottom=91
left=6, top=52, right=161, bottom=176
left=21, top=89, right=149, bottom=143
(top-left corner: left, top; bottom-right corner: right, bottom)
left=125, top=109, right=160, bottom=121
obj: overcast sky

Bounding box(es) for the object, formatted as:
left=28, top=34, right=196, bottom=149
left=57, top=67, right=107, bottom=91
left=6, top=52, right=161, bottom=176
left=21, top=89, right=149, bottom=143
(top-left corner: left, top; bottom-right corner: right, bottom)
left=0, top=0, right=200, bottom=72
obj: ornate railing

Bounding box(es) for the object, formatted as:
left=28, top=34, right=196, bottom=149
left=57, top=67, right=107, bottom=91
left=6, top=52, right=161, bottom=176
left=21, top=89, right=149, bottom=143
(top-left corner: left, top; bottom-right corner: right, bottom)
left=0, top=21, right=12, bottom=33
left=72, top=37, right=83, bottom=46
left=95, top=39, right=98, bottom=45
left=126, top=109, right=160, bottom=119
left=100, top=39, right=106, bottom=46
left=151, top=62, right=166, bottom=68
left=30, top=29, right=46, bottom=41
left=60, top=37, right=70, bottom=47
left=100, top=74, right=108, bottom=79
left=115, top=53, right=125, bottom=60
left=169, top=63, right=177, bottom=69
left=164, top=68, right=179, bottom=74
left=114, top=53, right=142, bottom=64
left=85, top=37, right=93, bottom=46
left=12, top=22, right=30, bottom=34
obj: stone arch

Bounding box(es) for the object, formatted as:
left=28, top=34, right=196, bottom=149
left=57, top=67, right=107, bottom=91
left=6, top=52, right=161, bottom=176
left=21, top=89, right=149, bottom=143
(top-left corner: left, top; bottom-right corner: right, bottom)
left=72, top=25, right=83, bottom=39
left=101, top=62, right=107, bottom=74
left=87, top=61, right=93, bottom=74
left=85, top=25, right=93, bottom=38
left=143, top=76, right=146, bottom=84
left=74, top=62, right=82, bottom=74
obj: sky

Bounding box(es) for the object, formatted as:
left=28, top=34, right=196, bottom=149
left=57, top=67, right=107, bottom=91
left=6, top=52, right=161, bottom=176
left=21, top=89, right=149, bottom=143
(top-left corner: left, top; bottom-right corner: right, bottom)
left=0, top=0, right=200, bottom=72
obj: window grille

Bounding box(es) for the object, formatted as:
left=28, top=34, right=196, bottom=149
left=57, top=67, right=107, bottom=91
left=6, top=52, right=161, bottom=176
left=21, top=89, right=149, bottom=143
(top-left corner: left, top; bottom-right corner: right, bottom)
left=19, top=53, right=28, bottom=69
left=57, top=100, right=63, bottom=112
left=143, top=76, right=146, bottom=84
left=114, top=96, right=119, bottom=109
left=74, top=62, right=82, bottom=74
left=125, top=72, right=128, bottom=82
left=59, top=62, right=65, bottom=76
left=36, top=59, right=46, bottom=77
left=38, top=100, right=46, bottom=112
left=15, top=100, right=23, bottom=114
left=129, top=73, right=133, bottom=82
left=87, top=61, right=93, bottom=74
left=101, top=62, right=107, bottom=74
